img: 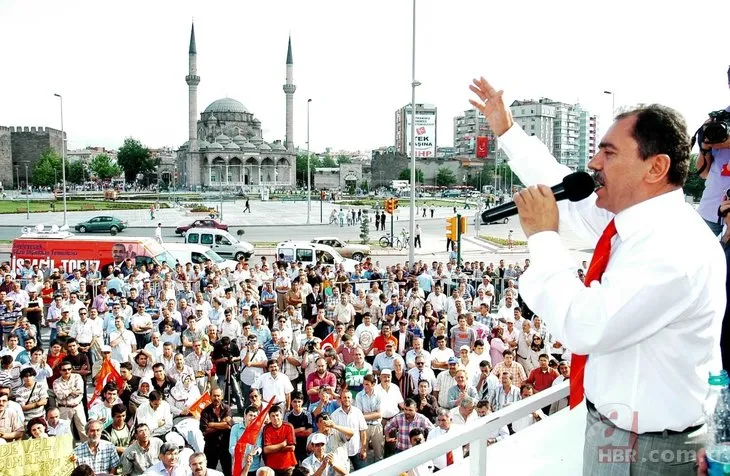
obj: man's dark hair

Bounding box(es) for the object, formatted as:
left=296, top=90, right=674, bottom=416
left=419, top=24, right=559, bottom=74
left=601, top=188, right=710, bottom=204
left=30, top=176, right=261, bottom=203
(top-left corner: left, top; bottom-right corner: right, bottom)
left=404, top=398, right=416, bottom=408
left=291, top=391, right=304, bottom=401
left=120, top=362, right=133, bottom=371
left=245, top=405, right=260, bottom=415
left=616, top=104, right=690, bottom=186
left=152, top=363, right=165, bottom=371
left=148, top=391, right=162, bottom=402
left=111, top=403, right=126, bottom=416
left=268, top=404, right=282, bottom=415
left=66, top=338, right=77, bottom=345
left=102, top=382, right=118, bottom=394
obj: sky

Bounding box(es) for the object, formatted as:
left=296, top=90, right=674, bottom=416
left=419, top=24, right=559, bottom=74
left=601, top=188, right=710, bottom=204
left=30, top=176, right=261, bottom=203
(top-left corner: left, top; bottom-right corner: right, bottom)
left=1, top=0, right=729, bottom=153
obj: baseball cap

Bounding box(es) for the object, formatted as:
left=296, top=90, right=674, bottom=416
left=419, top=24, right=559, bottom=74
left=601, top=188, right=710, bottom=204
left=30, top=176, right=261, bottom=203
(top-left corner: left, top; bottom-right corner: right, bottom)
left=380, top=368, right=392, bottom=376
left=311, top=433, right=327, bottom=445
left=61, top=307, right=70, bottom=313
left=459, top=345, right=470, bottom=352
left=448, top=357, right=459, bottom=365
left=101, top=345, right=112, bottom=353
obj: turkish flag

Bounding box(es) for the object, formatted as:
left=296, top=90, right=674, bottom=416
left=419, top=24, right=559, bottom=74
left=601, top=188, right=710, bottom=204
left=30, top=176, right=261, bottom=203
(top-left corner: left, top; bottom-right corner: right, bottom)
left=321, top=331, right=337, bottom=350
left=476, top=136, right=489, bottom=158
left=88, top=359, right=125, bottom=408
left=188, top=391, right=212, bottom=419
left=232, top=398, right=276, bottom=476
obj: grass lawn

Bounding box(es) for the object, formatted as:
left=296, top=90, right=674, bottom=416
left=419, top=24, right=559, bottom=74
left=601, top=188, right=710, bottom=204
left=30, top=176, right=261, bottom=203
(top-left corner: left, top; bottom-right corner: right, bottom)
left=0, top=200, right=163, bottom=214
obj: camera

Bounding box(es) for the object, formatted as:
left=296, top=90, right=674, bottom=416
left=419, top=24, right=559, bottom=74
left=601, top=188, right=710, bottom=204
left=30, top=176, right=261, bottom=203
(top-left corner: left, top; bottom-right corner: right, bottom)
left=305, top=341, right=316, bottom=353
left=703, top=110, right=730, bottom=145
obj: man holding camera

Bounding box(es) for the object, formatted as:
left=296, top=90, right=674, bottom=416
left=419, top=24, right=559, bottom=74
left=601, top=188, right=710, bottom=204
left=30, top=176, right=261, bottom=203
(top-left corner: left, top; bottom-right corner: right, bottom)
left=696, top=66, right=730, bottom=235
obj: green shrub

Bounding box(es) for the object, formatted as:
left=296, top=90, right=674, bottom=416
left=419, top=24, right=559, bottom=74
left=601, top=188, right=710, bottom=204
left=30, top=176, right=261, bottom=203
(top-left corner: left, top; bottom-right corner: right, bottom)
left=480, top=235, right=527, bottom=247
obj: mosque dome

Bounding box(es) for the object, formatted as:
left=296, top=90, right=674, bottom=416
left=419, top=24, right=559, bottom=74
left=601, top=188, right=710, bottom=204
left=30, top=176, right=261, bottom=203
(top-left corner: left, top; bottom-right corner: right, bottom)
left=204, top=98, right=249, bottom=114
left=258, top=142, right=272, bottom=151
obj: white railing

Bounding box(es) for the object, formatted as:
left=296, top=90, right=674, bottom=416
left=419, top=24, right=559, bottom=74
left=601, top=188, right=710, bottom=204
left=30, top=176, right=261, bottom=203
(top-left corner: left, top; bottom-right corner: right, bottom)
left=351, top=381, right=570, bottom=476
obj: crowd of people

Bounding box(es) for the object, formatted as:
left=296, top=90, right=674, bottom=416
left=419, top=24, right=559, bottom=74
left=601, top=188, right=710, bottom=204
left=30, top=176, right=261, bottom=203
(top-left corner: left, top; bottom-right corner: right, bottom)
left=0, top=253, right=579, bottom=475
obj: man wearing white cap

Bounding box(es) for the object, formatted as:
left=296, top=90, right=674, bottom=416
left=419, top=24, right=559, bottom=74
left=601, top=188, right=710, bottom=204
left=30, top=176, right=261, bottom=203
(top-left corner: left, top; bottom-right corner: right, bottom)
left=301, top=432, right=349, bottom=476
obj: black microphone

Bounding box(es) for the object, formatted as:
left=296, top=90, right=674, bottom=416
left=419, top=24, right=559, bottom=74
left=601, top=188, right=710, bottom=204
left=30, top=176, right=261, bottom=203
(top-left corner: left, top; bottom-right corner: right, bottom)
left=481, top=171, right=596, bottom=224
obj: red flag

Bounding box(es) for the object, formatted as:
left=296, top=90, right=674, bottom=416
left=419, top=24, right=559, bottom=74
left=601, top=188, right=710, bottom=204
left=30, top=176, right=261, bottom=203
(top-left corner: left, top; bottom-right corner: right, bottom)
left=233, top=398, right=276, bottom=476
left=321, top=331, right=336, bottom=351
left=476, top=136, right=489, bottom=158
left=88, top=359, right=125, bottom=408
left=188, top=391, right=212, bottom=419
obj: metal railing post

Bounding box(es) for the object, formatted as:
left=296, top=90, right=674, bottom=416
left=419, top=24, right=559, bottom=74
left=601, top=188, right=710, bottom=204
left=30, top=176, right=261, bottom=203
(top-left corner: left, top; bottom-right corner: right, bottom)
left=469, top=437, right=488, bottom=476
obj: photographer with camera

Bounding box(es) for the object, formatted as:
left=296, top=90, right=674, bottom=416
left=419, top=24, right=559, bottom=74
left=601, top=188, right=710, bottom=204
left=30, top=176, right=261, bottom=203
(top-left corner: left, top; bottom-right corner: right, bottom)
left=695, top=66, right=730, bottom=235
left=240, top=335, right=267, bottom=405
left=211, top=336, right=244, bottom=414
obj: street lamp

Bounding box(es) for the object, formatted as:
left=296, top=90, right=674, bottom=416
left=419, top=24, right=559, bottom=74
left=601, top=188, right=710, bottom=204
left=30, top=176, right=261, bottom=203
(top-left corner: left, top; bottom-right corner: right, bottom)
left=603, top=90, right=615, bottom=117
left=408, top=0, right=420, bottom=267
left=24, top=162, right=29, bottom=220
left=307, top=98, right=312, bottom=224
left=53, top=93, right=68, bottom=229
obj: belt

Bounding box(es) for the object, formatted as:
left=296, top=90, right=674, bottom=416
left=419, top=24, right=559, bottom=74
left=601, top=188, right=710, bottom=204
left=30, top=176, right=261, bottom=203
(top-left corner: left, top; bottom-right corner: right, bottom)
left=586, top=399, right=703, bottom=436
left=58, top=403, right=79, bottom=408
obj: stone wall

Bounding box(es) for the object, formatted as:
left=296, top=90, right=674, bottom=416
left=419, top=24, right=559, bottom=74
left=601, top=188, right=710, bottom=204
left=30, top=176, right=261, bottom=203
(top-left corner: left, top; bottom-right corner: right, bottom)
left=0, top=129, right=12, bottom=188
left=5, top=127, right=66, bottom=186
left=370, top=152, right=462, bottom=187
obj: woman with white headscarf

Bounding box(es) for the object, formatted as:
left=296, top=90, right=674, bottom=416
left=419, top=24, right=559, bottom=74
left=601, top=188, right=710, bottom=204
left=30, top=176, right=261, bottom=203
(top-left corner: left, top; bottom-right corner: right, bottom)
left=130, top=377, right=152, bottom=414
left=167, top=374, right=206, bottom=453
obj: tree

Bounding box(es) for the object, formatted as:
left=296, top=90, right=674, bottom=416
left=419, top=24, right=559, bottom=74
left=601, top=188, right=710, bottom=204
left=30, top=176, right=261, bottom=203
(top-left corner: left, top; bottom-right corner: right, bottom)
left=398, top=168, right=424, bottom=183
left=295, top=153, right=317, bottom=187
left=66, top=161, right=86, bottom=184
left=466, top=163, right=495, bottom=190
left=30, top=149, right=62, bottom=187
left=435, top=167, right=457, bottom=186
left=89, top=153, right=122, bottom=180
left=683, top=153, right=706, bottom=201
left=320, top=155, right=337, bottom=168
left=117, top=138, right=154, bottom=182
left=336, top=155, right=352, bottom=164
left=359, top=209, right=370, bottom=244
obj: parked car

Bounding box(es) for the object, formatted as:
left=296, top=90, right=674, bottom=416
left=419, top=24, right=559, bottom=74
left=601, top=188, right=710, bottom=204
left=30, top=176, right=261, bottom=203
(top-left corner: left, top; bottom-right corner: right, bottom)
left=163, top=243, right=238, bottom=271
left=184, top=228, right=254, bottom=261
left=276, top=241, right=359, bottom=273
left=175, top=219, right=229, bottom=235
left=74, top=216, right=127, bottom=234
left=311, top=237, right=370, bottom=261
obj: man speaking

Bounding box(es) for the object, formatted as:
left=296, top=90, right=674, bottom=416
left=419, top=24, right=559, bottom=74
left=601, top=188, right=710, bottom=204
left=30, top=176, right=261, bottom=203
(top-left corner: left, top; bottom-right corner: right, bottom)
left=469, top=76, right=725, bottom=475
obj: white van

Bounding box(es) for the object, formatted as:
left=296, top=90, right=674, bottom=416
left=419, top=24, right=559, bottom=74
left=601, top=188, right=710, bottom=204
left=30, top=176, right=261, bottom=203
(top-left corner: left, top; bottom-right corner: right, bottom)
left=275, top=241, right=359, bottom=273
left=184, top=228, right=254, bottom=261
left=163, top=243, right=239, bottom=271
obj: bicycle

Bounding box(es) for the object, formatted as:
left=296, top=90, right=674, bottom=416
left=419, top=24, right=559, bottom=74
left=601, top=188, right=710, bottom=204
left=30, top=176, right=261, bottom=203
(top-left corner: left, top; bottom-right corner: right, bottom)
left=379, top=232, right=409, bottom=250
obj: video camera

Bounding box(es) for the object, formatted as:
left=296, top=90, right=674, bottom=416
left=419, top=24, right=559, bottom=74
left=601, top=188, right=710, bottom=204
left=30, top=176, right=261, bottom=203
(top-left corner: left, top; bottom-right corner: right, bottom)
left=702, top=110, right=730, bottom=145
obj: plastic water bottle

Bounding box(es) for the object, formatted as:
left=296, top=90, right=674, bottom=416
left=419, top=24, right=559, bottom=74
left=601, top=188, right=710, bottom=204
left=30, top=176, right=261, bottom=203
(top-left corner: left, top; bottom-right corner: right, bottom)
left=704, top=370, right=730, bottom=475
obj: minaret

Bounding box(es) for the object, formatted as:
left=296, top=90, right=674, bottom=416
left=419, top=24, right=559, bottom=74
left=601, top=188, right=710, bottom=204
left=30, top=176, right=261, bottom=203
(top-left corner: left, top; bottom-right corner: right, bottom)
left=185, top=23, right=200, bottom=152
left=283, top=36, right=296, bottom=152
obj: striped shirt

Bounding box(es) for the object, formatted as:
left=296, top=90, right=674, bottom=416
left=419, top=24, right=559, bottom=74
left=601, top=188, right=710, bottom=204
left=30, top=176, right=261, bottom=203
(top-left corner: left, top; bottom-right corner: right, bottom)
left=344, top=362, right=372, bottom=397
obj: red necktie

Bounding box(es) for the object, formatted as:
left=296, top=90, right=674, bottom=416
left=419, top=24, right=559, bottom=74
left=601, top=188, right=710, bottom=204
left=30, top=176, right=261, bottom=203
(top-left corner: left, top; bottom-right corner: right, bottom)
left=446, top=451, right=454, bottom=466
left=569, top=218, right=617, bottom=409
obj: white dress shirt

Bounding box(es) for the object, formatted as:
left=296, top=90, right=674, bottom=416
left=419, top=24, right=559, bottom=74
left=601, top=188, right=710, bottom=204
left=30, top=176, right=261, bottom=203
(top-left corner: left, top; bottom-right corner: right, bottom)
left=501, top=124, right=725, bottom=433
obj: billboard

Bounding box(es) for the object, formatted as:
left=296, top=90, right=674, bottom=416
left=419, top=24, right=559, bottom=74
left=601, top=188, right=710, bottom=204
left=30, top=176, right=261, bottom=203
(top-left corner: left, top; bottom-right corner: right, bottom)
left=406, top=112, right=436, bottom=158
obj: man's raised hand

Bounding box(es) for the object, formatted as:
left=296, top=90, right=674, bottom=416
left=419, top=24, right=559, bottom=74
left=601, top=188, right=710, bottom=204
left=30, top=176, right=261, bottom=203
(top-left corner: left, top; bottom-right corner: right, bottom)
left=468, top=77, right=514, bottom=136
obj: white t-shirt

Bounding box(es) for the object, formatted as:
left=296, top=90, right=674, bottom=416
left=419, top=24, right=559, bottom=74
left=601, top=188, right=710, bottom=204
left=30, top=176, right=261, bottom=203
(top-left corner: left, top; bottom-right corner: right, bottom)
left=252, top=372, right=294, bottom=405
left=110, top=329, right=136, bottom=363
left=240, top=348, right=267, bottom=386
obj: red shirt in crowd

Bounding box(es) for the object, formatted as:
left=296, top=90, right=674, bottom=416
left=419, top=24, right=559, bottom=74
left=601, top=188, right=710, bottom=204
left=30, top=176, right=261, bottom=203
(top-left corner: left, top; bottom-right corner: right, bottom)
left=305, top=371, right=337, bottom=403
left=526, top=367, right=560, bottom=392
left=263, top=422, right=298, bottom=471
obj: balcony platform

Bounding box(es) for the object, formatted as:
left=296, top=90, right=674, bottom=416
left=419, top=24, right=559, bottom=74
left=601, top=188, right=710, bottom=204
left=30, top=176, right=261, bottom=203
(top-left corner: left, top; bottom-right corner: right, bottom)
left=440, top=402, right=586, bottom=476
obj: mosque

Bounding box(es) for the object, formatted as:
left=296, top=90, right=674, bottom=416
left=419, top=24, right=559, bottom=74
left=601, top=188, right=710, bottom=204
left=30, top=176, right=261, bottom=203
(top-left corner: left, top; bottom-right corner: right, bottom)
left=175, top=24, right=296, bottom=190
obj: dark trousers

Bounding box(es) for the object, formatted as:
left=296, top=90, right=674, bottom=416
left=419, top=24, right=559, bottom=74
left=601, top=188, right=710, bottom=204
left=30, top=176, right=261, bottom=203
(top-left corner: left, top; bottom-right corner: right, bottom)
left=350, top=455, right=367, bottom=471
left=274, top=469, right=294, bottom=476
left=414, top=235, right=421, bottom=248
left=205, top=439, right=232, bottom=475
